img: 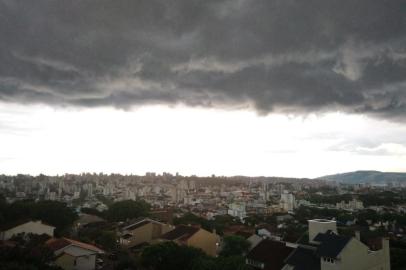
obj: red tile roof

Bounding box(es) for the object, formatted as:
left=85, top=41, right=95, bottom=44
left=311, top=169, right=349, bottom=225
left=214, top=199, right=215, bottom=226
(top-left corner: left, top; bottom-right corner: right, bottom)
left=46, top=237, right=104, bottom=253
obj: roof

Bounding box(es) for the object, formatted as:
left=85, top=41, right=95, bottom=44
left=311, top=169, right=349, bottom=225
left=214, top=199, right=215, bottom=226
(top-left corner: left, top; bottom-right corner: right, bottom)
left=160, top=225, right=200, bottom=241
left=46, top=238, right=71, bottom=251
left=46, top=238, right=104, bottom=254
left=314, top=231, right=351, bottom=258
left=76, top=214, right=105, bottom=226
left=122, top=233, right=133, bottom=239
left=246, top=239, right=294, bottom=270
left=0, top=219, right=31, bottom=231
left=0, top=219, right=55, bottom=231
left=124, top=220, right=151, bottom=231
left=123, top=218, right=167, bottom=231
left=234, top=230, right=253, bottom=239
left=285, top=247, right=320, bottom=270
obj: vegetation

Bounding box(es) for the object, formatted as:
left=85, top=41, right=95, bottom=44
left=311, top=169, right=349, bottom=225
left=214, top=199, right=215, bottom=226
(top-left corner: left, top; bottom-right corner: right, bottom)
left=0, top=199, right=77, bottom=235
left=307, top=191, right=406, bottom=207
left=80, top=207, right=104, bottom=217
left=173, top=213, right=240, bottom=235
left=220, top=236, right=251, bottom=257
left=140, top=242, right=252, bottom=270
left=105, top=200, right=150, bottom=222
left=294, top=205, right=406, bottom=228
left=0, top=234, right=62, bottom=270
left=97, top=231, right=118, bottom=250
left=391, top=248, right=406, bottom=270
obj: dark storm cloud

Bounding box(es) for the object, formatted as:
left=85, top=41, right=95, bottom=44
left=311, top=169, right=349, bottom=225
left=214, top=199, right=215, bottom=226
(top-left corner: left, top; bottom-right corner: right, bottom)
left=1, top=0, right=406, bottom=119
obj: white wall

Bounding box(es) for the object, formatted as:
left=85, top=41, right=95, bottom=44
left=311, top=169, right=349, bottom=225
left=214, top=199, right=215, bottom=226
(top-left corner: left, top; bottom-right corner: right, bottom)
left=308, top=220, right=337, bottom=243
left=76, top=254, right=96, bottom=270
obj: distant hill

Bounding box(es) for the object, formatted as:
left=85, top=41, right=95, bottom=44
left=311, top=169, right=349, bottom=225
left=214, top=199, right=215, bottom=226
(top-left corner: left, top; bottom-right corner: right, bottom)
left=317, top=170, right=406, bottom=184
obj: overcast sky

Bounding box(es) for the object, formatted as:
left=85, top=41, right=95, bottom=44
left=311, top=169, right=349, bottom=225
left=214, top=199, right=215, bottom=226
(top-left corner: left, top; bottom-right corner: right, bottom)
left=1, top=0, right=406, bottom=178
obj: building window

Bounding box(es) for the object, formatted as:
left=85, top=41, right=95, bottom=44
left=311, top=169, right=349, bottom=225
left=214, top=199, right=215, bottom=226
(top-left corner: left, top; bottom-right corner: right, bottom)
left=323, top=257, right=335, bottom=264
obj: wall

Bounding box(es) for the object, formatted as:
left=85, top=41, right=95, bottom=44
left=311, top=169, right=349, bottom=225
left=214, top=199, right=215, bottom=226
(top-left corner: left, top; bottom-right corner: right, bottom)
left=54, top=245, right=97, bottom=270
left=187, top=229, right=219, bottom=256
left=321, top=238, right=390, bottom=270
left=127, top=223, right=153, bottom=246
left=55, top=253, right=75, bottom=270
left=308, top=220, right=337, bottom=243
left=76, top=254, right=96, bottom=270
left=125, top=221, right=174, bottom=247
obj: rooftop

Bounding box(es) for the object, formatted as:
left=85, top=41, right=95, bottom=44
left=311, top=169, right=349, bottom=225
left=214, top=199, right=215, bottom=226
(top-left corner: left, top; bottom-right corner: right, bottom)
left=46, top=237, right=104, bottom=254
left=160, top=225, right=200, bottom=241
left=285, top=246, right=320, bottom=270
left=246, top=239, right=294, bottom=270
left=314, top=231, right=351, bottom=258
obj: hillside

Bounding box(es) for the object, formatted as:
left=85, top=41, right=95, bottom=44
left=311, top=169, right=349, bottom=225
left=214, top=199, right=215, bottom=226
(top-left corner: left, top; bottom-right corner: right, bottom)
left=317, top=170, right=406, bottom=184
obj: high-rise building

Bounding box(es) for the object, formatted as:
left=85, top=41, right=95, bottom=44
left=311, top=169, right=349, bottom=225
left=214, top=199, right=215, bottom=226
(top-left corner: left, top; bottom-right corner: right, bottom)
left=280, top=191, right=296, bottom=212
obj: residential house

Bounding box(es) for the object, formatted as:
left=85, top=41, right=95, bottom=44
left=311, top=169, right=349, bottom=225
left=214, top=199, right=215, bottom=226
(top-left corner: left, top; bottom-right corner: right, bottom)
left=46, top=237, right=104, bottom=270
left=282, top=219, right=391, bottom=270
left=245, top=219, right=391, bottom=270
left=119, top=218, right=174, bottom=248
left=160, top=225, right=220, bottom=256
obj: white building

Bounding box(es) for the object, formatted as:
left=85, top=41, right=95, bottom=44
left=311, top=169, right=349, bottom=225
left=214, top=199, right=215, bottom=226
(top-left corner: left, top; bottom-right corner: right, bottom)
left=0, top=220, right=55, bottom=240
left=280, top=191, right=296, bottom=212
left=228, top=202, right=247, bottom=221
left=336, top=199, right=364, bottom=211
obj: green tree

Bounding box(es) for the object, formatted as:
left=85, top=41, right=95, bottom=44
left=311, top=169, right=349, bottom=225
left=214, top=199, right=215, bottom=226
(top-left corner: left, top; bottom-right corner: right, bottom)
left=0, top=235, right=62, bottom=270
left=96, top=231, right=117, bottom=251
left=2, top=200, right=77, bottom=235
left=33, top=201, right=78, bottom=234
left=216, top=256, right=252, bottom=270
left=174, top=213, right=213, bottom=232
left=141, top=241, right=251, bottom=270
left=105, top=200, right=150, bottom=222
left=219, top=235, right=251, bottom=257
left=141, top=242, right=207, bottom=270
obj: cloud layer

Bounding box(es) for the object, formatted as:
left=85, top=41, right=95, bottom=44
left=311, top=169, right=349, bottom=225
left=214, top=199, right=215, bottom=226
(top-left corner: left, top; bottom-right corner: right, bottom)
left=1, top=0, right=406, bottom=119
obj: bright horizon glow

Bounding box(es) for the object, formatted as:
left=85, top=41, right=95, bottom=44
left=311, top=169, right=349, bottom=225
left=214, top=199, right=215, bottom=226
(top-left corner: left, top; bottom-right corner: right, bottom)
left=1, top=102, right=406, bottom=178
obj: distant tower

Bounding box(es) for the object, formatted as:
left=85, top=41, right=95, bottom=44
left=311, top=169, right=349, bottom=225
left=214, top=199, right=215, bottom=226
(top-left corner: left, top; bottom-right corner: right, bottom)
left=87, top=183, right=93, bottom=197
left=280, top=191, right=296, bottom=212
left=263, top=182, right=268, bottom=202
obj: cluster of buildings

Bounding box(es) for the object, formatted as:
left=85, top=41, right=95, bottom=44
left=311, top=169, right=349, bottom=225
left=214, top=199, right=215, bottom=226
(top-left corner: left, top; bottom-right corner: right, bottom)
left=0, top=217, right=391, bottom=270
left=3, top=173, right=406, bottom=269
left=0, top=220, right=103, bottom=270
left=336, top=198, right=364, bottom=211
left=246, top=219, right=390, bottom=270
left=0, top=173, right=318, bottom=219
